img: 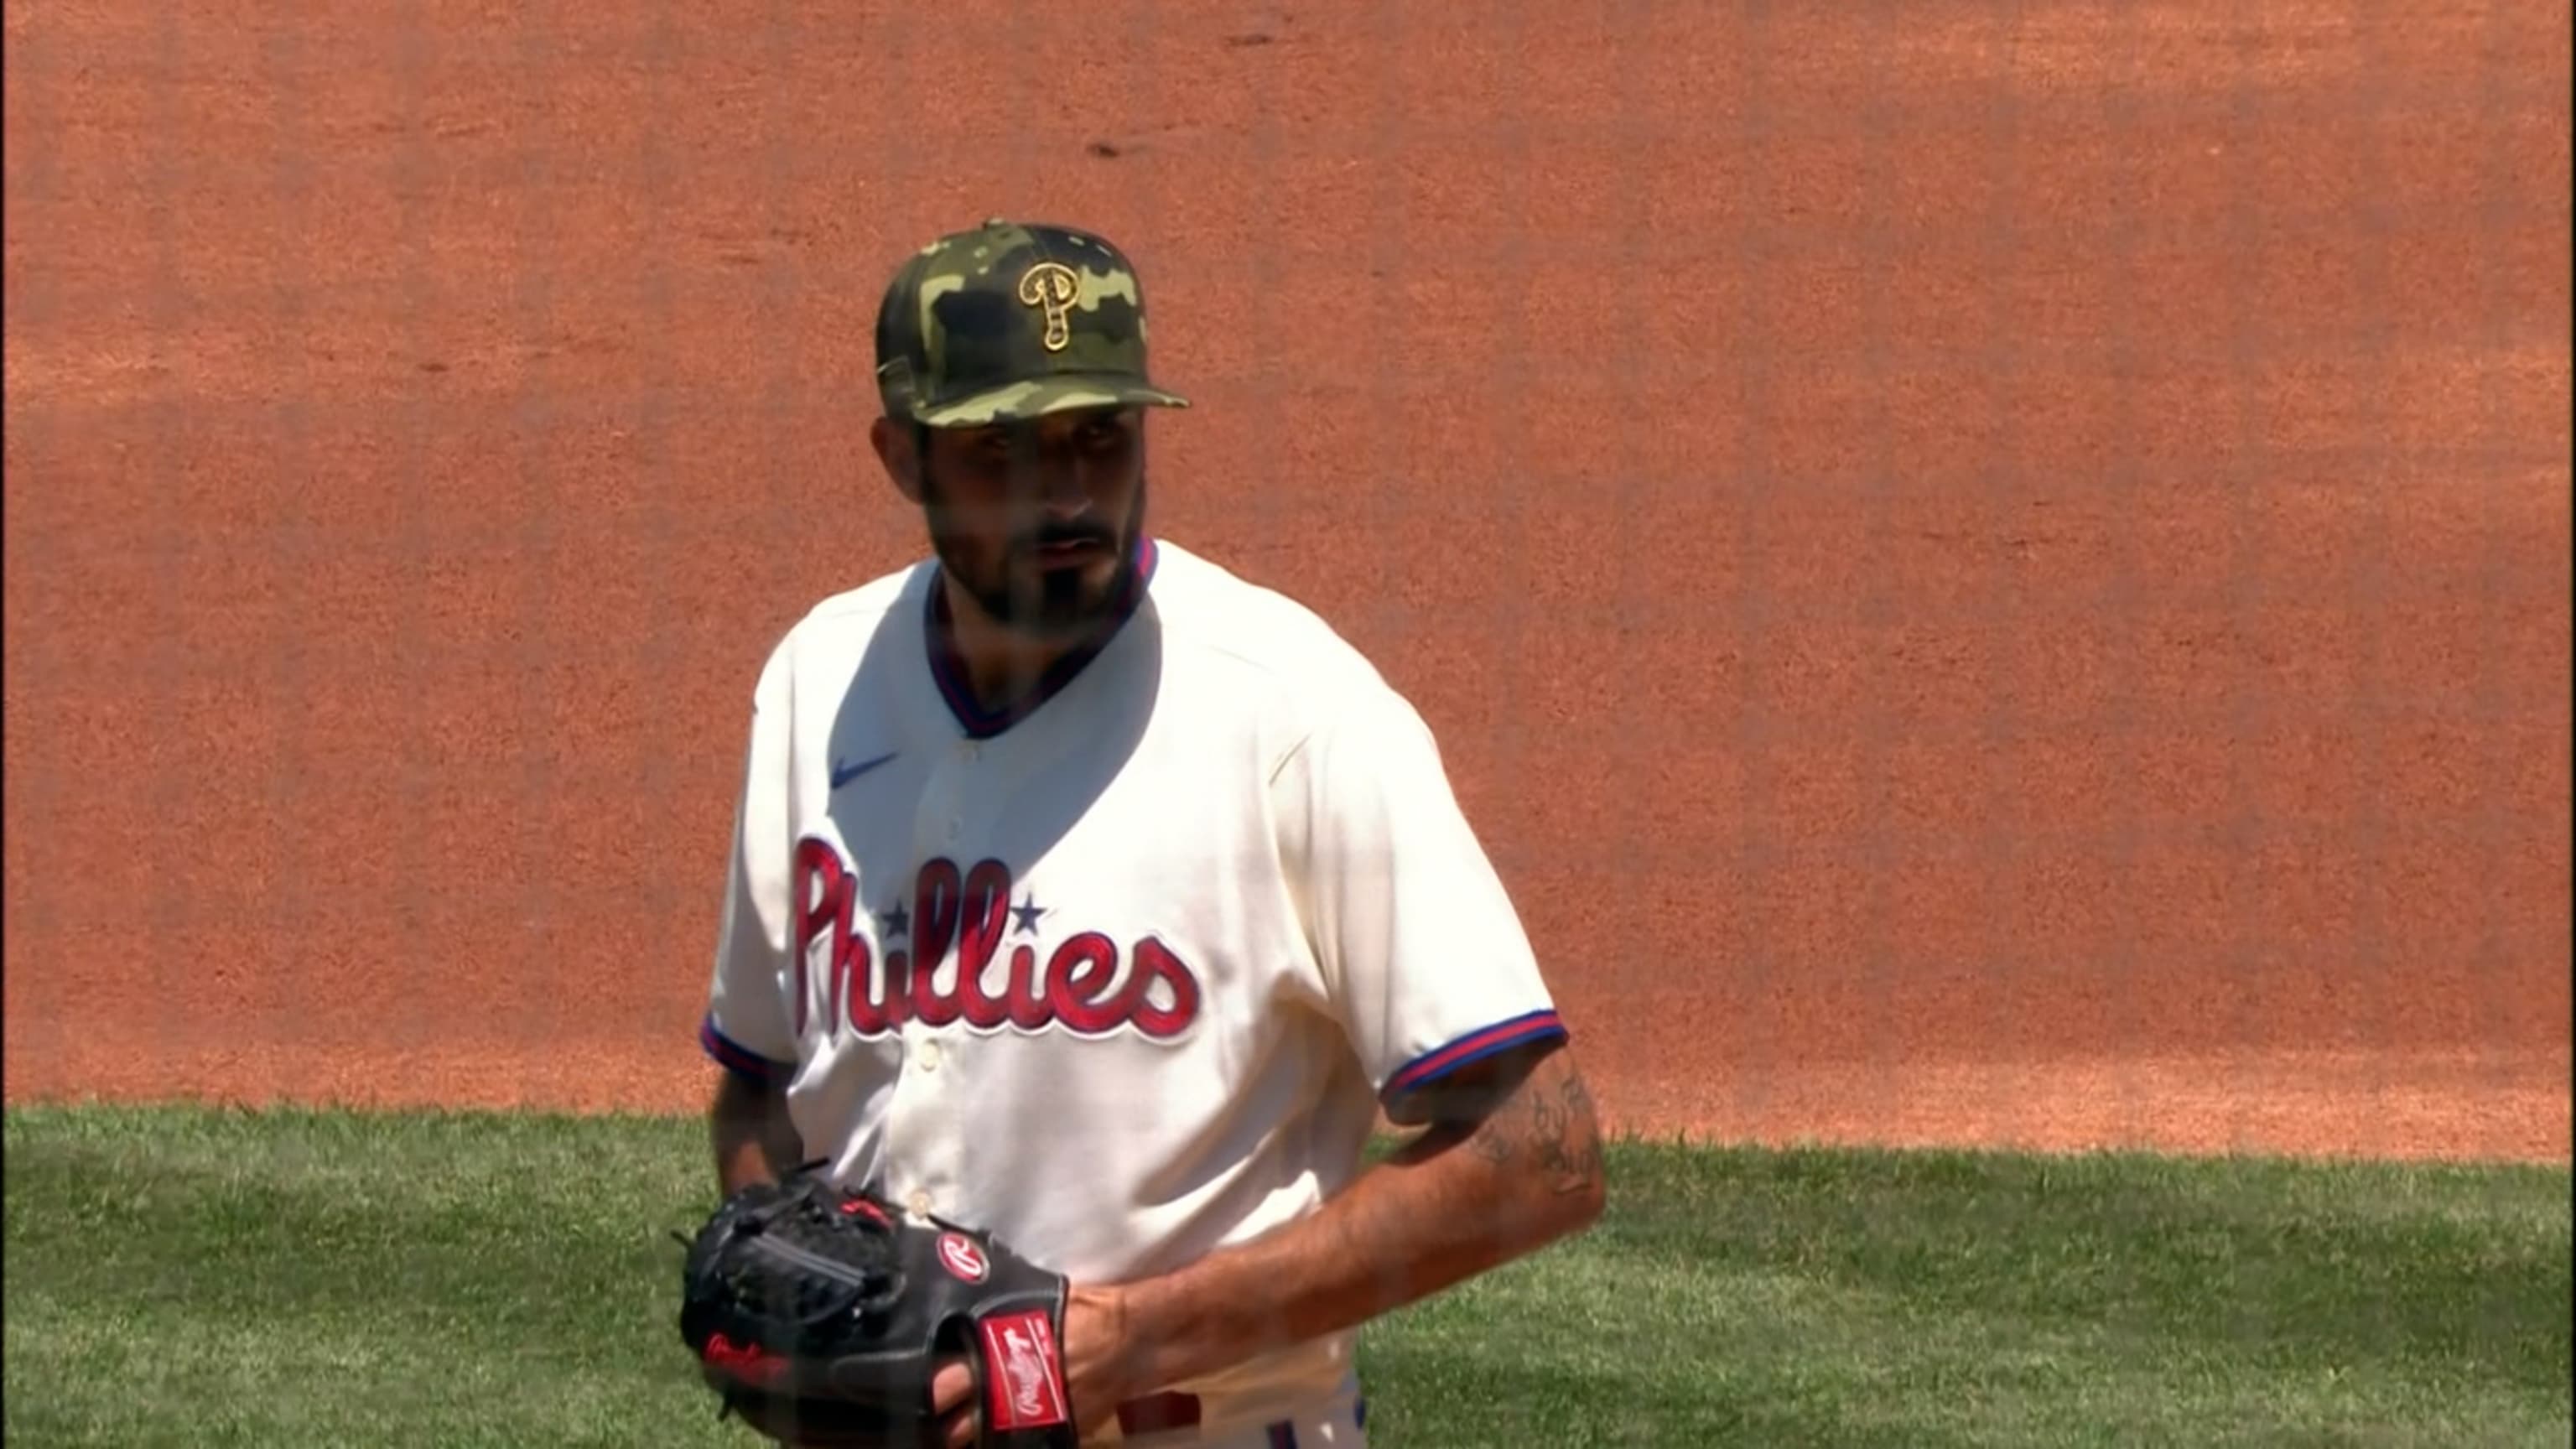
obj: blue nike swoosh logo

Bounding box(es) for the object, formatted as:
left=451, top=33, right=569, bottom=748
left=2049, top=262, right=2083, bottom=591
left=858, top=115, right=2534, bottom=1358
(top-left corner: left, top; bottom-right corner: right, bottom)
left=830, top=752, right=898, bottom=789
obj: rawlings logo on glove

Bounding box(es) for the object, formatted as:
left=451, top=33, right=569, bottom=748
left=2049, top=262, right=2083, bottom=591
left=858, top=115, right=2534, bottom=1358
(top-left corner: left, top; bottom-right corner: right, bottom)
left=981, top=1311, right=1067, bottom=1430
left=674, top=1161, right=1078, bottom=1447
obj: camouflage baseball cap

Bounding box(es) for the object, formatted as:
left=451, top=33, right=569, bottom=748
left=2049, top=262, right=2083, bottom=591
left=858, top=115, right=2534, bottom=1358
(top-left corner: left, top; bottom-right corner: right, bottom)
left=873, top=218, right=1191, bottom=428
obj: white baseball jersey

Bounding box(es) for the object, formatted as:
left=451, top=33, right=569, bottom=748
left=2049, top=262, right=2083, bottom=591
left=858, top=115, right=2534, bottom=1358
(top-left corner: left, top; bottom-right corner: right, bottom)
left=698, top=536, right=1566, bottom=1429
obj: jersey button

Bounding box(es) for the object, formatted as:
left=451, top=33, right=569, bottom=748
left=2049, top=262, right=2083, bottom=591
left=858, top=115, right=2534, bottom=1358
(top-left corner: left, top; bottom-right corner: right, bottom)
left=944, top=819, right=961, bottom=844
left=907, top=1189, right=932, bottom=1218
left=916, top=1041, right=941, bottom=1072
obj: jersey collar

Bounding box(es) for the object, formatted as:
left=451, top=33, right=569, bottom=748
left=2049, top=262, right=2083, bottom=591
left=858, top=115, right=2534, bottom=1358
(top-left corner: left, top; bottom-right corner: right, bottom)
left=923, top=535, right=1160, bottom=740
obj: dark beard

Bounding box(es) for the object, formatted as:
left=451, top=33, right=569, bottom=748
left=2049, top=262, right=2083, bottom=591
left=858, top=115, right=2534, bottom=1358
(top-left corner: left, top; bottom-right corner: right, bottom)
left=922, top=470, right=1146, bottom=644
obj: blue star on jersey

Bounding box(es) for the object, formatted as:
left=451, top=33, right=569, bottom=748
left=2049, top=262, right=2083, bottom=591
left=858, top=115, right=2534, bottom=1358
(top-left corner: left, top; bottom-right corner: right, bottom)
left=1010, top=893, right=1048, bottom=937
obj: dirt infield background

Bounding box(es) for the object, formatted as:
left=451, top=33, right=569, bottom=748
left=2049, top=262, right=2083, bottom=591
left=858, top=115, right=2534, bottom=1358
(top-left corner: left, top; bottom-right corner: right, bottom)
left=7, top=0, right=2570, bottom=1162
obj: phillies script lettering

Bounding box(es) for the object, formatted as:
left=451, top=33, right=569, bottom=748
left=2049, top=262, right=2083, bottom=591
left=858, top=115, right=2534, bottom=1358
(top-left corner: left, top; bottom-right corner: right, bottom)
left=792, top=840, right=1202, bottom=1041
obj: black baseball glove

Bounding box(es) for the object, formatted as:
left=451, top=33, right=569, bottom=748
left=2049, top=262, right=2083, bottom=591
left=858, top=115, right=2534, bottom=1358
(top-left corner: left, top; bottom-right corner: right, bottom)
left=677, top=1161, right=1079, bottom=1447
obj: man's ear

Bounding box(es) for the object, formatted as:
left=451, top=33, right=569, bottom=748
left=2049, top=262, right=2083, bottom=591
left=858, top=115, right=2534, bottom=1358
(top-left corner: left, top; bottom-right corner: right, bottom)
left=870, top=415, right=925, bottom=505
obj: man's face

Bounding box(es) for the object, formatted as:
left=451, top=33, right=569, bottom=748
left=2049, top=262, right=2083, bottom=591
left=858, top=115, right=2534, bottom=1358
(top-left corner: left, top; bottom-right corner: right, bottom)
left=899, top=406, right=1148, bottom=641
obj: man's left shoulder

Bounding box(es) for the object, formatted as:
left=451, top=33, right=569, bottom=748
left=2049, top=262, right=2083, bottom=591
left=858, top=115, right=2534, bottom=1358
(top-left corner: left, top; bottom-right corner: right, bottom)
left=1147, top=539, right=1391, bottom=701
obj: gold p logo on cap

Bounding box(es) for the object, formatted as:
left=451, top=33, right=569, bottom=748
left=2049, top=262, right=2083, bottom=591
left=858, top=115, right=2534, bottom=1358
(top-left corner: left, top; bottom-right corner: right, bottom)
left=1016, top=262, right=1082, bottom=352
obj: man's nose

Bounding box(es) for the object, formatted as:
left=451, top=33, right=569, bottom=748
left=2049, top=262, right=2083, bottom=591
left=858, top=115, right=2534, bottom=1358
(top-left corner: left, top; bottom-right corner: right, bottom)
left=1034, top=453, right=1096, bottom=515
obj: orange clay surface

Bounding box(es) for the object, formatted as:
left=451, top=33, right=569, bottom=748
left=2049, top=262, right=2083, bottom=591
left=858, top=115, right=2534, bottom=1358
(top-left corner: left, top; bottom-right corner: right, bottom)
left=6, top=1, right=2569, bottom=1162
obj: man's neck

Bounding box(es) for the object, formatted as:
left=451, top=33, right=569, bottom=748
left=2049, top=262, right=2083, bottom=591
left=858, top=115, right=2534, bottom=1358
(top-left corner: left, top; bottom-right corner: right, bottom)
left=937, top=574, right=1085, bottom=713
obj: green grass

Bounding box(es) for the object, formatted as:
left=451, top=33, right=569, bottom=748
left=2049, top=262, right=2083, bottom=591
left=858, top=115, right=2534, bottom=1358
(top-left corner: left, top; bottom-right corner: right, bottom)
left=5, top=1104, right=2568, bottom=1447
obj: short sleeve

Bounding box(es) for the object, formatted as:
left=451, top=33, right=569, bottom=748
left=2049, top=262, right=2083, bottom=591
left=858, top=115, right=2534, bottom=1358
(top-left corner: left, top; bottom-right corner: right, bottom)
left=1273, top=683, right=1568, bottom=1118
left=700, top=643, right=802, bottom=1090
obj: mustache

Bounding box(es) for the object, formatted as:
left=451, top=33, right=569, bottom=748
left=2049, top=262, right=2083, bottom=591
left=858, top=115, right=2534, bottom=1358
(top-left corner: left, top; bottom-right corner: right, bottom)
left=1017, top=522, right=1119, bottom=553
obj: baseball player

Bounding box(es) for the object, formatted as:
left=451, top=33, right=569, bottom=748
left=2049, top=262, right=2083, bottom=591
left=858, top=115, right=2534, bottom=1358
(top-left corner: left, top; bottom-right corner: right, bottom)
left=697, top=218, right=1606, bottom=1447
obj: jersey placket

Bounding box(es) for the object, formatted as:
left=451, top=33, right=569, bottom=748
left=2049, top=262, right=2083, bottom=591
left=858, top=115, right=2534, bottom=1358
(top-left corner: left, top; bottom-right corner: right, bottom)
left=884, top=736, right=984, bottom=1220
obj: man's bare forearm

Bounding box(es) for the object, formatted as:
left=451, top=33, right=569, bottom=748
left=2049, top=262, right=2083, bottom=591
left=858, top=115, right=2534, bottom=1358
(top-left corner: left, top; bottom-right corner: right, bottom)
left=1114, top=1047, right=1606, bottom=1393
left=709, top=1071, right=804, bottom=1196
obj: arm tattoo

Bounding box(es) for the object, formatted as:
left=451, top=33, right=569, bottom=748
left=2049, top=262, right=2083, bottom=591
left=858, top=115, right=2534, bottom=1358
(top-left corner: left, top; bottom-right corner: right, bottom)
left=1465, top=1062, right=1603, bottom=1196
left=1535, top=1071, right=1605, bottom=1196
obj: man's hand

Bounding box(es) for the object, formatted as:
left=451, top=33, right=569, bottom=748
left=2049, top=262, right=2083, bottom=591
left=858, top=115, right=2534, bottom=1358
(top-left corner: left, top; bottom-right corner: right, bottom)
left=709, top=1068, right=803, bottom=1197
left=927, top=1286, right=1140, bottom=1447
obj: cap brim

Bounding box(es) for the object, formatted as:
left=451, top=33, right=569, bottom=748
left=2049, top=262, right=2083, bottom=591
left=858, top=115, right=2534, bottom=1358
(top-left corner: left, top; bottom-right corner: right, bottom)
left=912, top=376, right=1192, bottom=429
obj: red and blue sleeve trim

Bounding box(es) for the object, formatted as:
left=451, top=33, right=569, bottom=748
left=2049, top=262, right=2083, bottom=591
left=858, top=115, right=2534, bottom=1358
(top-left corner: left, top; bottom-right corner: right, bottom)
left=1379, top=1009, right=1568, bottom=1102
left=699, top=1013, right=797, bottom=1088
